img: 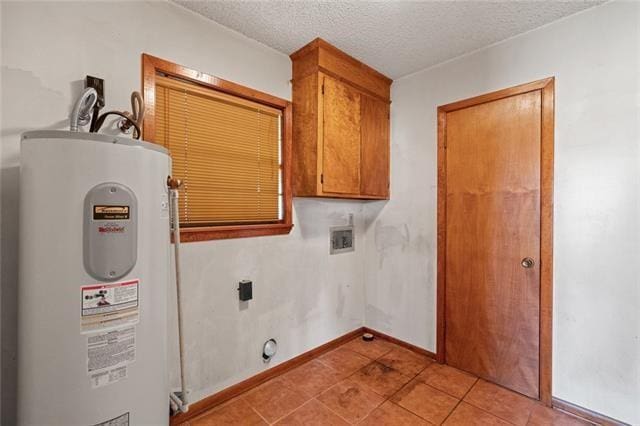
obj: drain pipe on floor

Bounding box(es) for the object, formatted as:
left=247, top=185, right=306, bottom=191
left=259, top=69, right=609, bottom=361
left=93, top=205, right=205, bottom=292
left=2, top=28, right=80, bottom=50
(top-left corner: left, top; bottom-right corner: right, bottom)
left=168, top=177, right=189, bottom=414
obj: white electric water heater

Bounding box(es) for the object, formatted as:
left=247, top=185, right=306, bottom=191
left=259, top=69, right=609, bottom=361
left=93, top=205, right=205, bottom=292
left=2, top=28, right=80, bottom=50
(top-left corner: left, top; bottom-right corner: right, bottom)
left=18, top=131, right=171, bottom=425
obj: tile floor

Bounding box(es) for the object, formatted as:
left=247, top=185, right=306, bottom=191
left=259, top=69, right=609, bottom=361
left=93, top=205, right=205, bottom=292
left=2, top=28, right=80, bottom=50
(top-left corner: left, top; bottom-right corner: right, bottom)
left=185, top=336, right=594, bottom=425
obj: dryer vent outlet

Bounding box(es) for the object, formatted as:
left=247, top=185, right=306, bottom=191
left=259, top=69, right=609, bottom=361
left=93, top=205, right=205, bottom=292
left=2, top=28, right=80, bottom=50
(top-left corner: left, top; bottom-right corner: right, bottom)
left=262, top=339, right=277, bottom=362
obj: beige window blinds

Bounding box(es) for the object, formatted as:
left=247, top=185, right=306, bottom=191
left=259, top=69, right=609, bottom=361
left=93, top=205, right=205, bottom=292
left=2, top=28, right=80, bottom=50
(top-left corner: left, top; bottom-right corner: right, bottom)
left=155, top=74, right=282, bottom=226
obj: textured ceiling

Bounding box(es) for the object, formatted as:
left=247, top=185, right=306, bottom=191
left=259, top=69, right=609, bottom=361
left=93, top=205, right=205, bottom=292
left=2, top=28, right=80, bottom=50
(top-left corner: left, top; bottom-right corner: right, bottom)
left=174, top=1, right=603, bottom=78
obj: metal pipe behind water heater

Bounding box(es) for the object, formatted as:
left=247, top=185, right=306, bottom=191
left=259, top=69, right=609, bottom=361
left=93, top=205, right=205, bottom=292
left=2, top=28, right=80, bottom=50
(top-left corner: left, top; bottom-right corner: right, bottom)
left=168, top=177, right=190, bottom=413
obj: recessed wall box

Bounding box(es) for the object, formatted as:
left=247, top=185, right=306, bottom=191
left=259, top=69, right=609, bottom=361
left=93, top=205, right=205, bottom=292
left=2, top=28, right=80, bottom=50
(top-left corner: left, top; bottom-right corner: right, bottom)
left=330, top=226, right=354, bottom=254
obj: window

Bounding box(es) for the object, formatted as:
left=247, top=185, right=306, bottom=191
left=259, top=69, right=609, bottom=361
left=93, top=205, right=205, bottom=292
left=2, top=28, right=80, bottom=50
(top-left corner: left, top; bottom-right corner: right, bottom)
left=142, top=54, right=292, bottom=242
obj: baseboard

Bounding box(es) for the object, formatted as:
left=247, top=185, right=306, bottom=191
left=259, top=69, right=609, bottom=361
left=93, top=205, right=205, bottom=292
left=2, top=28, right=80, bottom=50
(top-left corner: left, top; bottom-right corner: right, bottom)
left=552, top=397, right=630, bottom=426
left=363, top=327, right=437, bottom=359
left=169, top=327, right=365, bottom=425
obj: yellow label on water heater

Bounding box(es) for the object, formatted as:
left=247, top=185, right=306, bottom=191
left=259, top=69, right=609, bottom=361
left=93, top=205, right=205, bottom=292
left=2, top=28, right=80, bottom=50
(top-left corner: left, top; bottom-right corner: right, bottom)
left=93, top=205, right=130, bottom=220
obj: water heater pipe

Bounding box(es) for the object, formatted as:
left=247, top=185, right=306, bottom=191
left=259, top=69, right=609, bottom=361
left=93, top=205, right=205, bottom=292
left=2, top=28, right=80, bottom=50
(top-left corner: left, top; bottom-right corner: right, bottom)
left=168, top=177, right=189, bottom=413
left=69, top=88, right=98, bottom=132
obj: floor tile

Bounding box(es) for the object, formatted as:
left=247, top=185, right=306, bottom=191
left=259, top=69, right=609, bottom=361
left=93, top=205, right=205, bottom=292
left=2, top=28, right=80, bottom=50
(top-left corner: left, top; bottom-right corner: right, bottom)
left=417, top=363, right=478, bottom=399
left=391, top=379, right=459, bottom=424
left=242, top=378, right=309, bottom=423
left=274, top=399, right=349, bottom=425
left=185, top=339, right=596, bottom=426
left=527, top=403, right=592, bottom=425
left=360, top=401, right=431, bottom=425
left=280, top=359, right=344, bottom=397
left=317, top=379, right=385, bottom=424
left=317, top=347, right=372, bottom=377
left=443, top=402, right=511, bottom=425
left=350, top=361, right=412, bottom=397
left=341, top=336, right=394, bottom=360
left=464, top=380, right=535, bottom=426
left=190, top=397, right=267, bottom=425
left=377, top=347, right=434, bottom=376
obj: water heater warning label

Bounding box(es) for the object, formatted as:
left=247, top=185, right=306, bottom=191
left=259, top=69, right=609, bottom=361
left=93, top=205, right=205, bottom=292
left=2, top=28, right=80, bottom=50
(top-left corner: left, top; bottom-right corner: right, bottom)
left=81, top=280, right=139, bottom=333
left=90, top=365, right=128, bottom=389
left=87, top=326, right=136, bottom=378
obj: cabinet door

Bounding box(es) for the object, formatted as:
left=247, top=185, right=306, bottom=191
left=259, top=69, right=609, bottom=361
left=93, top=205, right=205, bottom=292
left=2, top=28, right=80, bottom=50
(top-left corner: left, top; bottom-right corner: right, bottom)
left=321, top=75, right=361, bottom=194
left=360, top=95, right=390, bottom=197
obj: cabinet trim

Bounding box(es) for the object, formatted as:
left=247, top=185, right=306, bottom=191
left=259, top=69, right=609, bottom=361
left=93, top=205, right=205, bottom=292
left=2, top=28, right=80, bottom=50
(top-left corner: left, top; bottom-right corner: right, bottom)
left=291, top=38, right=392, bottom=102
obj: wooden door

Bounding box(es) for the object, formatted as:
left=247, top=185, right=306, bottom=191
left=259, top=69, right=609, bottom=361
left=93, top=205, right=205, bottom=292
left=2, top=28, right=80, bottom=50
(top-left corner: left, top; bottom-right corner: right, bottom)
left=360, top=95, right=390, bottom=197
left=321, top=74, right=361, bottom=194
left=444, top=90, right=542, bottom=398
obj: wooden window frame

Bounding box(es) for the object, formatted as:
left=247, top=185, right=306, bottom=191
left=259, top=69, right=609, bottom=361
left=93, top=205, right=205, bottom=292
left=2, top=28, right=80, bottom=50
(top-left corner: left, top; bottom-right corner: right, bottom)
left=436, top=77, right=555, bottom=405
left=142, top=54, right=293, bottom=242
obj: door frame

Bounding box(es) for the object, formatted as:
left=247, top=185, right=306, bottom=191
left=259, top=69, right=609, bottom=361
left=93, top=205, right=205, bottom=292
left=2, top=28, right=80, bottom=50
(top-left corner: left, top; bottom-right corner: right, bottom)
left=436, top=77, right=555, bottom=405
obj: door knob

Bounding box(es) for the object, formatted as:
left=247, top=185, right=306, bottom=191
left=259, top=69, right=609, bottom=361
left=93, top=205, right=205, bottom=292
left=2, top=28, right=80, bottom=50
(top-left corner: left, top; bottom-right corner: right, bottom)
left=521, top=257, right=535, bottom=268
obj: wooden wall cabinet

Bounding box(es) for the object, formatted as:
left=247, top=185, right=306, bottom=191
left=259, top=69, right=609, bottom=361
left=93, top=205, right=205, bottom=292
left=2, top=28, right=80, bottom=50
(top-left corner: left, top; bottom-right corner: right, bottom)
left=290, top=38, right=392, bottom=200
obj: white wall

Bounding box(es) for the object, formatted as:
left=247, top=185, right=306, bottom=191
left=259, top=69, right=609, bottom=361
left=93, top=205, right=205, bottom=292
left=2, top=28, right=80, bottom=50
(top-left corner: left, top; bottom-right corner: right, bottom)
left=2, top=0, right=638, bottom=424
left=364, top=1, right=639, bottom=423
left=0, top=1, right=365, bottom=423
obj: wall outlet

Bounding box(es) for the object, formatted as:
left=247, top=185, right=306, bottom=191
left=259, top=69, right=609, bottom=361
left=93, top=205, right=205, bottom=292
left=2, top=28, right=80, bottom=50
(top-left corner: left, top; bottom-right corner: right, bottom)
left=238, top=280, right=252, bottom=301
left=85, top=75, right=105, bottom=108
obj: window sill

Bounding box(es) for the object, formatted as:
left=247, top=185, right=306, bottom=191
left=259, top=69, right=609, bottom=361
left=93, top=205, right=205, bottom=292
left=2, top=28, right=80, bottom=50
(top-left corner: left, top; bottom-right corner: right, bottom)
left=177, top=223, right=294, bottom=243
